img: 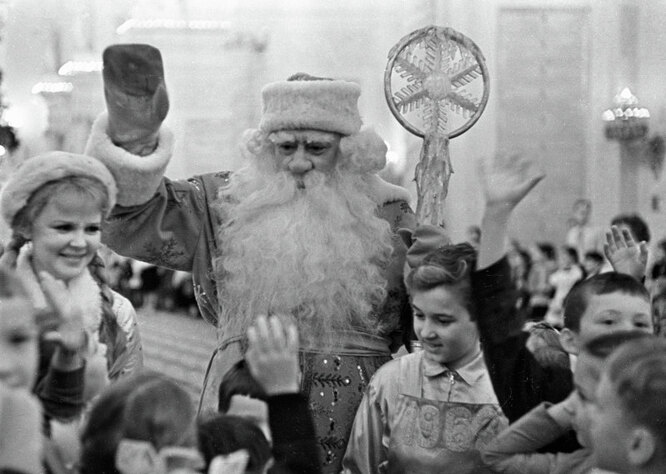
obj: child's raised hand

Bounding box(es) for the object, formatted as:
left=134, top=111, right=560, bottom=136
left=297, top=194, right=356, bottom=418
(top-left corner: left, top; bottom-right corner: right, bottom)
left=604, top=225, right=648, bottom=281
left=245, top=315, right=300, bottom=395
left=38, top=272, right=87, bottom=354
left=481, top=152, right=545, bottom=211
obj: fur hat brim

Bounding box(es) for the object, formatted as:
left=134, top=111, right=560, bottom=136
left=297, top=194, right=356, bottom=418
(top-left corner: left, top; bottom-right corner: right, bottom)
left=259, top=79, right=362, bottom=135
left=0, top=151, right=118, bottom=227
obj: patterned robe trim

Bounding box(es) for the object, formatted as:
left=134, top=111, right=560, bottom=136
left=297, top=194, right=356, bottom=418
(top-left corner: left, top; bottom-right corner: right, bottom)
left=84, top=112, right=175, bottom=207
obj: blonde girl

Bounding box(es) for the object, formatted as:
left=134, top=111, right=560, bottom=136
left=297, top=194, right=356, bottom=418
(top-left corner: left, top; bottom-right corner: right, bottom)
left=0, top=151, right=142, bottom=387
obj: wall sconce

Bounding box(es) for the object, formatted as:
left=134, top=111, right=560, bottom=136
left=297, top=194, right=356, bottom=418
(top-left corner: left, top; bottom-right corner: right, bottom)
left=602, top=88, right=665, bottom=213
left=602, top=87, right=650, bottom=141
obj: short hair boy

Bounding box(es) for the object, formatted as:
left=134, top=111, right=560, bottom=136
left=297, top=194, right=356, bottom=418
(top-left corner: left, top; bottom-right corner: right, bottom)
left=481, top=331, right=650, bottom=472
left=590, top=335, right=666, bottom=473
left=611, top=213, right=651, bottom=244
left=559, top=272, right=652, bottom=356
left=217, top=359, right=270, bottom=443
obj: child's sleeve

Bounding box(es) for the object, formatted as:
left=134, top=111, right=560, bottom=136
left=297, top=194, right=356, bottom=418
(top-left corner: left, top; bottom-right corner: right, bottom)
left=473, top=258, right=573, bottom=423
left=342, top=382, right=388, bottom=474
left=267, top=393, right=321, bottom=474
left=480, top=403, right=586, bottom=474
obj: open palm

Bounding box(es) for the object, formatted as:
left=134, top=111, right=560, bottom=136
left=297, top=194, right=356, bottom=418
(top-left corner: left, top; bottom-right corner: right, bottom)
left=604, top=226, right=648, bottom=281
left=481, top=153, right=545, bottom=209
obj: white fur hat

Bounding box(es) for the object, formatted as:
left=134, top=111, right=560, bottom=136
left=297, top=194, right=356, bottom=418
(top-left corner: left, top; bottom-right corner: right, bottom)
left=259, top=74, right=363, bottom=135
left=0, top=151, right=118, bottom=226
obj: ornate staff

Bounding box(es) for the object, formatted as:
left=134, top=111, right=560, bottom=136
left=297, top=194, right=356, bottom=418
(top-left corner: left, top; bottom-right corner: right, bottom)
left=385, top=26, right=490, bottom=226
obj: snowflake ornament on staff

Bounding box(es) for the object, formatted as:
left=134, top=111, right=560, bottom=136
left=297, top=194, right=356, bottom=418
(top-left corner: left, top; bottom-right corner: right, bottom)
left=385, top=26, right=489, bottom=226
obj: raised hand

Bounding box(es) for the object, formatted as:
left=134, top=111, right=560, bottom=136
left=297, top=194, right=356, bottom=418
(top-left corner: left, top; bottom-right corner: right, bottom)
left=604, top=225, right=648, bottom=281
left=481, top=152, right=545, bottom=211
left=478, top=153, right=544, bottom=269
left=38, top=272, right=87, bottom=355
left=245, top=315, right=300, bottom=395
left=103, top=44, right=169, bottom=156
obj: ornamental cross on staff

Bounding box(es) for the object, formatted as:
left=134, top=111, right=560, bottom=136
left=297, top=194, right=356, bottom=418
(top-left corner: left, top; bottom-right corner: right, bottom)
left=385, top=26, right=490, bottom=226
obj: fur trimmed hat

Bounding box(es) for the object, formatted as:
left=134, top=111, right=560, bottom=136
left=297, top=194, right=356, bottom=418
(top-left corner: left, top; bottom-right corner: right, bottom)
left=0, top=151, right=118, bottom=226
left=259, top=73, right=363, bottom=135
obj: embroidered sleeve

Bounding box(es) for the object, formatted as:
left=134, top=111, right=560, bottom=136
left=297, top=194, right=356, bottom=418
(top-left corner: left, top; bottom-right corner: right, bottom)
left=342, top=381, right=389, bottom=474
left=480, top=403, right=578, bottom=472
left=376, top=200, right=417, bottom=233
left=103, top=176, right=208, bottom=271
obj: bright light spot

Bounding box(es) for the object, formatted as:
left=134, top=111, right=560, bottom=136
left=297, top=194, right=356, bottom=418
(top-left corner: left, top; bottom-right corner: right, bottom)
left=58, top=61, right=102, bottom=76
left=4, top=107, right=25, bottom=129
left=116, top=18, right=232, bottom=34
left=31, top=81, right=73, bottom=94
left=0, top=145, right=7, bottom=156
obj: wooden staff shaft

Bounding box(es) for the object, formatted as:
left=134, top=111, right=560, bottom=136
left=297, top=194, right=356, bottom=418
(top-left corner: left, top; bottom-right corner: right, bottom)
left=414, top=133, right=452, bottom=227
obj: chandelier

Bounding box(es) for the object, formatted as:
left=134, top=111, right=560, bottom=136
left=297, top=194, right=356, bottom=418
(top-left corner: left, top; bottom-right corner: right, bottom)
left=602, top=87, right=650, bottom=141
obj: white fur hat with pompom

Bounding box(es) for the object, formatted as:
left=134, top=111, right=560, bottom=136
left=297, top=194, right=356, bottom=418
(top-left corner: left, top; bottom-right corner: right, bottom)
left=0, top=151, right=117, bottom=227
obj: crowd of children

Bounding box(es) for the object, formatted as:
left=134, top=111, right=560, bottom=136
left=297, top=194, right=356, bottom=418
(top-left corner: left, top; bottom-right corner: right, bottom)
left=2, top=144, right=666, bottom=473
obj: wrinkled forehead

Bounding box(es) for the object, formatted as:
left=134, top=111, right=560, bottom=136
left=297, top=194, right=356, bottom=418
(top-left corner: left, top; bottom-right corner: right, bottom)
left=268, top=129, right=341, bottom=144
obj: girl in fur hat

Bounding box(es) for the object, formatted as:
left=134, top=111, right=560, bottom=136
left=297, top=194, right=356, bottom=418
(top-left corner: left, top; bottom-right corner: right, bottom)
left=0, top=151, right=143, bottom=392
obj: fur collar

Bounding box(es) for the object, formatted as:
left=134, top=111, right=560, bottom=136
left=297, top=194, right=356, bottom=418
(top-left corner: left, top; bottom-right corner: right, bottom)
left=15, top=244, right=103, bottom=333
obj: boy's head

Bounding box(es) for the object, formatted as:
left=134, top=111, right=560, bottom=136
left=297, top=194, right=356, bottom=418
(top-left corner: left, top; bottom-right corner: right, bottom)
left=80, top=372, right=200, bottom=474
left=611, top=213, right=651, bottom=244
left=218, top=359, right=267, bottom=413
left=218, top=359, right=270, bottom=442
left=560, top=272, right=652, bottom=355
left=198, top=414, right=271, bottom=474
left=572, top=331, right=651, bottom=448
left=590, top=335, right=666, bottom=472
left=0, top=266, right=38, bottom=390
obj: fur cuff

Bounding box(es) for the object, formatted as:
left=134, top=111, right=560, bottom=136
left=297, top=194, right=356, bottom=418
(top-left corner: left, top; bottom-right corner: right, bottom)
left=363, top=174, right=412, bottom=206
left=84, top=112, right=175, bottom=206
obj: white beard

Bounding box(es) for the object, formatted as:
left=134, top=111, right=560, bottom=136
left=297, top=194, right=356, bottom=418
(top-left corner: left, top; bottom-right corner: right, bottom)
left=213, top=156, right=394, bottom=349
